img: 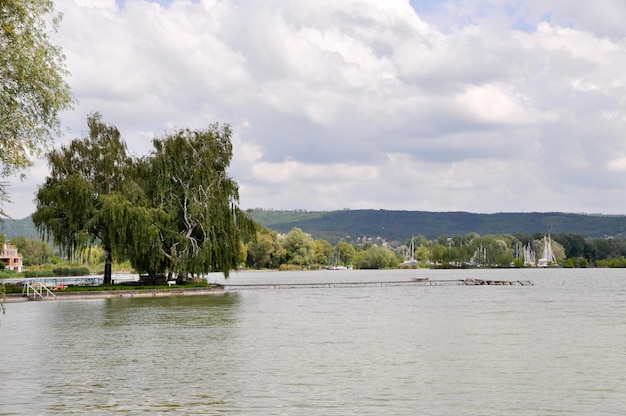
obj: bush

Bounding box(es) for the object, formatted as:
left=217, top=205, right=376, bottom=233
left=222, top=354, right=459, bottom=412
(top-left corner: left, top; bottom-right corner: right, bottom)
left=53, top=267, right=91, bottom=276
left=0, top=269, right=16, bottom=278
left=23, top=270, right=55, bottom=278
left=278, top=263, right=308, bottom=271
left=595, top=257, right=626, bottom=268
left=563, top=257, right=589, bottom=268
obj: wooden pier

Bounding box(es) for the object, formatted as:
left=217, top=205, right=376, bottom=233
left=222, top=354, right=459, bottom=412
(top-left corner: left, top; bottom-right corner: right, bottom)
left=224, top=278, right=533, bottom=290
left=462, top=278, right=533, bottom=286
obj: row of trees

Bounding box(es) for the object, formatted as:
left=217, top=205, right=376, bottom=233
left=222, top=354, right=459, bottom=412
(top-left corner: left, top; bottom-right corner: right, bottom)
left=245, top=228, right=522, bottom=269
left=245, top=228, right=626, bottom=269
left=7, top=226, right=626, bottom=274
left=245, top=227, right=368, bottom=269
left=32, top=114, right=255, bottom=284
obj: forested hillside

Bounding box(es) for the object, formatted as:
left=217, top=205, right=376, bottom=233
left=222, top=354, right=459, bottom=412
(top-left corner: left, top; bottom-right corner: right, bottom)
left=4, top=210, right=626, bottom=245
left=0, top=216, right=38, bottom=240
left=248, top=209, right=626, bottom=244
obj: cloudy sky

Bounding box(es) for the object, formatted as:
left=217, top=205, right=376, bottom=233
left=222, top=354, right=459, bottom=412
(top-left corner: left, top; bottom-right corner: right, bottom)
left=4, top=0, right=626, bottom=219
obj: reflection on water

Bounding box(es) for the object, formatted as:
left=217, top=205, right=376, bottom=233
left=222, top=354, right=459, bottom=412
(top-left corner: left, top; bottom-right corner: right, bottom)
left=1, top=269, right=626, bottom=415
left=0, top=294, right=240, bottom=415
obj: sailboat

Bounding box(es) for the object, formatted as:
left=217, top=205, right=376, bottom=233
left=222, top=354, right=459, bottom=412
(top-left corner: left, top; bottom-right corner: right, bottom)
left=328, top=250, right=348, bottom=270
left=402, top=237, right=418, bottom=265
left=537, top=234, right=556, bottom=267
left=516, top=242, right=536, bottom=267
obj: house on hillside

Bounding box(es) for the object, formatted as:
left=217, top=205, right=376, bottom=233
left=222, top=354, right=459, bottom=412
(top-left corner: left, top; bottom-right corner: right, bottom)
left=1, top=243, right=23, bottom=273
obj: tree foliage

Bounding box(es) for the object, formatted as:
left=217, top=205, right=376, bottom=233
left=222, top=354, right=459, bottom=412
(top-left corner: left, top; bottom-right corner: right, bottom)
left=0, top=0, right=73, bottom=215
left=335, top=241, right=355, bottom=266
left=34, top=115, right=254, bottom=282
left=313, top=239, right=333, bottom=265
left=33, top=113, right=131, bottom=283
left=353, top=245, right=399, bottom=269
left=7, top=236, right=53, bottom=266
left=136, top=124, right=255, bottom=279
left=281, top=228, right=315, bottom=266
left=246, top=226, right=285, bottom=269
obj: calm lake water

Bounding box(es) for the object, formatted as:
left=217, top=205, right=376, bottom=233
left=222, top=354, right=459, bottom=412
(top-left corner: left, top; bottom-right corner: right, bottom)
left=1, top=268, right=625, bottom=415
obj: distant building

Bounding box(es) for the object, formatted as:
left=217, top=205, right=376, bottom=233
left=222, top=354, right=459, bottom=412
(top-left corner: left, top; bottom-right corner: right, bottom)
left=1, top=243, right=23, bottom=273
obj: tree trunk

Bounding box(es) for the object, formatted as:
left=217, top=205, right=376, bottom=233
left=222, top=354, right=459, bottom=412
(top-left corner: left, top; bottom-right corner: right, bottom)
left=104, top=249, right=113, bottom=285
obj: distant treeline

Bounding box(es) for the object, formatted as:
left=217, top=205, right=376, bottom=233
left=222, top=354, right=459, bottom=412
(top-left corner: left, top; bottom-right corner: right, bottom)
left=248, top=209, right=626, bottom=243
left=242, top=226, right=626, bottom=269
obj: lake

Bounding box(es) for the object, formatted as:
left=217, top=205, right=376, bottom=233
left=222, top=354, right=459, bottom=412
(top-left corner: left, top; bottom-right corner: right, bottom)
left=1, top=268, right=625, bottom=415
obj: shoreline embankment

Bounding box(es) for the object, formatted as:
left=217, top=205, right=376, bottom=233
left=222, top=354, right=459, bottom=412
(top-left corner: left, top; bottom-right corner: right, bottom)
left=4, top=286, right=225, bottom=303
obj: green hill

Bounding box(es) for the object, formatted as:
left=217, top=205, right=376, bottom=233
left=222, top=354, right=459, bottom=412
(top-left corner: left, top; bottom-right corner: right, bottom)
left=248, top=209, right=626, bottom=244
left=1, top=216, right=38, bottom=240
left=4, top=210, right=626, bottom=246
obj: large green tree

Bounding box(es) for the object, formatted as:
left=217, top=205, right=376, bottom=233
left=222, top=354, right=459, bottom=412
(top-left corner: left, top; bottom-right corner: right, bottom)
left=1, top=0, right=73, bottom=215
left=246, top=226, right=285, bottom=269
left=353, top=245, right=399, bottom=269
left=313, top=239, right=333, bottom=265
left=33, top=114, right=132, bottom=284
left=335, top=241, right=355, bottom=266
left=132, top=124, right=255, bottom=280
left=281, top=227, right=315, bottom=266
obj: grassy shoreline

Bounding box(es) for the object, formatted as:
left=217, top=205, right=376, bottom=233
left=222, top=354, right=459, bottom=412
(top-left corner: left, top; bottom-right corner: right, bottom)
left=3, top=281, right=225, bottom=303
left=5, top=286, right=225, bottom=303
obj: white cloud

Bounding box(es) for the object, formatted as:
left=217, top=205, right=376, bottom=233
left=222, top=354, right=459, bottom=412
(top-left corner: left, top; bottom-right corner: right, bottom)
left=455, top=83, right=540, bottom=125
left=2, top=0, right=626, bottom=220
left=607, top=157, right=626, bottom=172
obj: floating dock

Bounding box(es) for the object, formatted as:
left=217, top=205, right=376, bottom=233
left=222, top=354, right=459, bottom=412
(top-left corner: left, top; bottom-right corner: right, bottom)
left=224, top=278, right=533, bottom=290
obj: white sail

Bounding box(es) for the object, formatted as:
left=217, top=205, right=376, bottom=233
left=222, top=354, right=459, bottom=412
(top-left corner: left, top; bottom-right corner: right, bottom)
left=515, top=242, right=535, bottom=266
left=403, top=237, right=418, bottom=264
left=523, top=243, right=535, bottom=266
left=538, top=235, right=555, bottom=267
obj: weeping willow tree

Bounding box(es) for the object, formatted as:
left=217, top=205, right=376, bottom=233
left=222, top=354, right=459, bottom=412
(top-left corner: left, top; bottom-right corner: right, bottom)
left=137, top=124, right=256, bottom=280
left=33, top=113, right=132, bottom=284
